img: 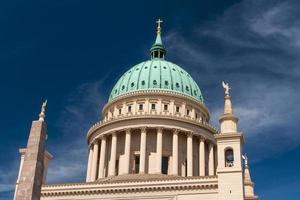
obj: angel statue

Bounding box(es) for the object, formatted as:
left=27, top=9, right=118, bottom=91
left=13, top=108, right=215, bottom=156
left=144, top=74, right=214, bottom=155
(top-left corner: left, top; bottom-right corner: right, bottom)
left=242, top=154, right=248, bottom=166
left=222, top=81, right=231, bottom=96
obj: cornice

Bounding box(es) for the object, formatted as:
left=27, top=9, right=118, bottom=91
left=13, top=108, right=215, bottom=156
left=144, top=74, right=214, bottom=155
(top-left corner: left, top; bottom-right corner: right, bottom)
left=41, top=175, right=218, bottom=197
left=87, top=114, right=219, bottom=142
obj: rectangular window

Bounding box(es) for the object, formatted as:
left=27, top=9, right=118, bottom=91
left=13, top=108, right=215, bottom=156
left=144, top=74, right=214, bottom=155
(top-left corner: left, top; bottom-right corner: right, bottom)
left=135, top=156, right=140, bottom=173
left=128, top=105, right=132, bottom=112
left=195, top=113, right=198, bottom=119
left=119, top=109, right=122, bottom=115
left=164, top=104, right=168, bottom=111
left=176, top=106, right=180, bottom=113
left=151, top=103, right=156, bottom=110
left=139, top=104, right=143, bottom=110
left=187, top=109, right=190, bottom=115
left=115, top=159, right=119, bottom=175
left=162, top=156, right=169, bottom=175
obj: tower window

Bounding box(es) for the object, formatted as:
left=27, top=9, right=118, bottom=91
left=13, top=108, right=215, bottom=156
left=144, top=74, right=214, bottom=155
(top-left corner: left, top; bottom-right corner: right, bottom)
left=186, top=86, right=189, bottom=91
left=154, top=66, right=157, bottom=69
left=119, top=109, right=122, bottom=115
left=164, top=104, right=168, bottom=111
left=165, top=81, right=169, bottom=86
left=145, top=66, right=148, bottom=69
left=128, top=105, right=132, bottom=112
left=122, top=85, right=125, bottom=90
left=225, top=149, right=234, bottom=167
left=114, top=89, right=117, bottom=94
left=194, top=90, right=197, bottom=95
left=153, top=80, right=157, bottom=85
left=162, top=156, right=169, bottom=175
left=139, top=104, right=143, bottom=111
left=176, top=106, right=180, bottom=113
left=187, top=109, right=190, bottom=115
left=131, top=82, right=135, bottom=87
left=141, top=80, right=145, bottom=86
left=151, top=103, right=156, bottom=110
left=172, top=68, right=176, bottom=71
left=136, top=68, right=139, bottom=70
left=176, top=83, right=180, bottom=88
left=163, top=66, right=167, bottom=69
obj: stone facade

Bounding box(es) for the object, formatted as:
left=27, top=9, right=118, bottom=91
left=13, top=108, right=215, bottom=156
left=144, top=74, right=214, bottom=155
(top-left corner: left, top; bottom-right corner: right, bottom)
left=15, top=120, right=47, bottom=200
left=14, top=22, right=259, bottom=200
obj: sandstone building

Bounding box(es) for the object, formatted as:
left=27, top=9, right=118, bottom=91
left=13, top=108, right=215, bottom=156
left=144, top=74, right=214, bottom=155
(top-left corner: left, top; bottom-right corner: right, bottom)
left=14, top=20, right=259, bottom=200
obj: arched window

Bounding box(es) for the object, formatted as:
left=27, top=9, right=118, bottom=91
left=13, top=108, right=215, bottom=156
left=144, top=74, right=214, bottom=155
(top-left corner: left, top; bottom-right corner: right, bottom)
left=225, top=148, right=234, bottom=167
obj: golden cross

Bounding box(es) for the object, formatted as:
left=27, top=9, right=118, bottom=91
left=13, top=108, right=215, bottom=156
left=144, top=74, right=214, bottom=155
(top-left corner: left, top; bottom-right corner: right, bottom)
left=156, top=19, right=163, bottom=34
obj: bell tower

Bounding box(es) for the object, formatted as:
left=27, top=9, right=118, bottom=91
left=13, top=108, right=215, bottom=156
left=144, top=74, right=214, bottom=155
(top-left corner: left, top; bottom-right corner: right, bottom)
left=215, top=81, right=245, bottom=200
left=14, top=101, right=52, bottom=200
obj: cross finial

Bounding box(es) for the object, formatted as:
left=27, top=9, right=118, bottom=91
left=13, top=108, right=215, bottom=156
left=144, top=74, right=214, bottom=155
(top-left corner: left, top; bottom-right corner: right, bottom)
left=38, top=100, right=47, bottom=122
left=156, top=19, right=163, bottom=34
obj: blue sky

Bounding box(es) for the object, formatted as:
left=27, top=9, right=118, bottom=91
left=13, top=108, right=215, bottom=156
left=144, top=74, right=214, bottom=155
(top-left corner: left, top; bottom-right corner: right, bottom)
left=1, top=0, right=300, bottom=199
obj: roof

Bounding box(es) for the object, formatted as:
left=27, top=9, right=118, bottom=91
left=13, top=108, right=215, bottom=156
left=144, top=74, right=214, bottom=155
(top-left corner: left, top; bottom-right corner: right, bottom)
left=108, top=21, right=204, bottom=103
left=109, top=59, right=204, bottom=103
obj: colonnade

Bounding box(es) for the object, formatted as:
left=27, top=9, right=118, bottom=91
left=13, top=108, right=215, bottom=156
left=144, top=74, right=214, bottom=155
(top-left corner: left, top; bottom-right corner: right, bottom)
left=86, top=128, right=216, bottom=182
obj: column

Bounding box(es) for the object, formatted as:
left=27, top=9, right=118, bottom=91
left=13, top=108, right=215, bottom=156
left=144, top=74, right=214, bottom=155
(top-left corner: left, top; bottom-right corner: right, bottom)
left=90, top=140, right=99, bottom=181
left=124, top=129, right=131, bottom=174
left=86, top=146, right=93, bottom=181
left=122, top=102, right=126, bottom=115
left=108, top=132, right=117, bottom=176
left=191, top=108, right=195, bottom=119
left=156, top=127, right=163, bottom=173
left=133, top=101, right=137, bottom=114
left=187, top=132, right=193, bottom=176
left=199, top=137, right=205, bottom=176
left=145, top=99, right=149, bottom=114
left=209, top=142, right=215, bottom=176
left=170, top=100, right=175, bottom=115
left=139, top=127, right=147, bottom=173
left=98, top=136, right=107, bottom=178
left=181, top=102, right=186, bottom=116
left=172, top=129, right=178, bottom=175
left=158, top=99, right=162, bottom=114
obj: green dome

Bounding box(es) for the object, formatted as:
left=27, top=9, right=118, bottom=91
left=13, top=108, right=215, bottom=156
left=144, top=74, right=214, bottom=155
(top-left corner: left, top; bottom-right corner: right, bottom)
left=109, top=59, right=204, bottom=103
left=108, top=20, right=204, bottom=103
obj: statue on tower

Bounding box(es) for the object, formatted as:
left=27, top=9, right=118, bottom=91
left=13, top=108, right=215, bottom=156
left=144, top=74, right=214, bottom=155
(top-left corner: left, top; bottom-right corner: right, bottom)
left=242, top=154, right=248, bottom=166
left=222, top=81, right=231, bottom=96
left=38, top=100, right=47, bottom=122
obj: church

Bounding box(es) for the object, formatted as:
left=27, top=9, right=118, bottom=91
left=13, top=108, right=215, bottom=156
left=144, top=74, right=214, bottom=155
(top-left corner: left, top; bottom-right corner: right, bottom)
left=14, top=20, right=259, bottom=200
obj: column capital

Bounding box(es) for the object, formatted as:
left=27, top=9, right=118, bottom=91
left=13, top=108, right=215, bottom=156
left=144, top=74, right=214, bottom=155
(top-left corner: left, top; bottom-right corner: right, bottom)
left=186, top=131, right=193, bottom=137
left=125, top=128, right=131, bottom=134
left=141, top=126, right=147, bottom=132
left=111, top=131, right=117, bottom=136
left=172, top=128, right=179, bottom=134
left=199, top=136, right=206, bottom=142
left=157, top=127, right=163, bottom=132
left=100, top=135, right=107, bottom=140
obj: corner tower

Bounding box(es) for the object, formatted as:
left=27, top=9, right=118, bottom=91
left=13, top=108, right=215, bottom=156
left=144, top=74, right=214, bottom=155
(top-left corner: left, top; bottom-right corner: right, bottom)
left=215, top=82, right=245, bottom=200
left=14, top=101, right=52, bottom=200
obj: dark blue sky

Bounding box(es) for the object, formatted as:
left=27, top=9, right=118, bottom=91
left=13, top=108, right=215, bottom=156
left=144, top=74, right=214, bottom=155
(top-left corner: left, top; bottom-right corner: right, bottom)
left=1, top=0, right=300, bottom=199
